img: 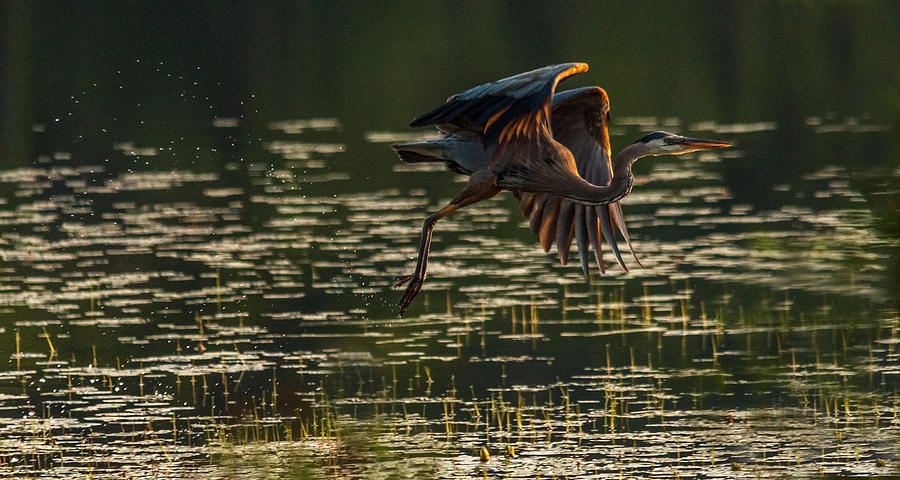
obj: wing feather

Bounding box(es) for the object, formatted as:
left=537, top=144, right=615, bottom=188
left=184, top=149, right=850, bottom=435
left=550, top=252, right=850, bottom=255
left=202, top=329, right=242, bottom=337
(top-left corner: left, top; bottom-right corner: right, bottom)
left=574, top=205, right=590, bottom=276
left=519, top=192, right=536, bottom=217
left=598, top=205, right=627, bottom=272
left=528, top=194, right=548, bottom=234
left=516, top=86, right=642, bottom=274
left=538, top=198, right=560, bottom=252
left=610, top=203, right=642, bottom=267
left=585, top=203, right=606, bottom=274
left=556, top=202, right=575, bottom=265
left=410, top=63, right=588, bottom=147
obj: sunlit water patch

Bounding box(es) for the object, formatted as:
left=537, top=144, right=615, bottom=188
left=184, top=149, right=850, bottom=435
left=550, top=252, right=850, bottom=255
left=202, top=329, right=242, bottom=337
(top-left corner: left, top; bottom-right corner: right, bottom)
left=0, top=116, right=898, bottom=479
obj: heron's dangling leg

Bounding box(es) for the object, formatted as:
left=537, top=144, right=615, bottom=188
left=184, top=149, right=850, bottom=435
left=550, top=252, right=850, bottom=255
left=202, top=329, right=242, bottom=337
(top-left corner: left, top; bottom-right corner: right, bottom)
left=397, top=174, right=500, bottom=315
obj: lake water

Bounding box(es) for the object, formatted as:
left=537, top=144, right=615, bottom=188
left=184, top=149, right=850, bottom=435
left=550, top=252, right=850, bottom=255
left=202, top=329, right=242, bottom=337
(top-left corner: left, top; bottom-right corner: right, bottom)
left=1, top=3, right=899, bottom=478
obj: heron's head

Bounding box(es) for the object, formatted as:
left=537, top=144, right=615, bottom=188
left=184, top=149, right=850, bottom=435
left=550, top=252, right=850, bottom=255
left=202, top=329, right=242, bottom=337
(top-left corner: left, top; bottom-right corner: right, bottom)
left=634, top=131, right=732, bottom=156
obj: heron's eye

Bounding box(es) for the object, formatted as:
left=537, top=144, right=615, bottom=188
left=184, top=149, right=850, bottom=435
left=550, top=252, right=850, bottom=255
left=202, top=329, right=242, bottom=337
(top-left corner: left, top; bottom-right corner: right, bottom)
left=664, top=137, right=676, bottom=144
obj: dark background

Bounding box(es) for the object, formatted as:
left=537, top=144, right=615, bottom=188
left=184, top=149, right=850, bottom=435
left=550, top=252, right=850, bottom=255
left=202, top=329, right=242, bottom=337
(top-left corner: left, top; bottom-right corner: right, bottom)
left=3, top=1, right=898, bottom=290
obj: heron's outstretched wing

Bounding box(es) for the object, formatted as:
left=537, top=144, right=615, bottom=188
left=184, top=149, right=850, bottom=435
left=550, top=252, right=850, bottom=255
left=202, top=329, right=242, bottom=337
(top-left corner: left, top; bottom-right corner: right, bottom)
left=410, top=63, right=588, bottom=147
left=518, top=87, right=642, bottom=274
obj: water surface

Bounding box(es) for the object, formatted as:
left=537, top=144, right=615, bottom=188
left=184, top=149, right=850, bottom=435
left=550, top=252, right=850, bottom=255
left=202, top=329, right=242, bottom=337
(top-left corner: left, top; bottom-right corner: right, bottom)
left=1, top=2, right=899, bottom=478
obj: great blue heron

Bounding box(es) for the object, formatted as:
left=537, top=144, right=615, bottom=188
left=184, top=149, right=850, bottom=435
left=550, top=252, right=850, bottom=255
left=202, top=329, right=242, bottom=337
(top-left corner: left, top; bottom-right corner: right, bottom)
left=393, top=63, right=731, bottom=315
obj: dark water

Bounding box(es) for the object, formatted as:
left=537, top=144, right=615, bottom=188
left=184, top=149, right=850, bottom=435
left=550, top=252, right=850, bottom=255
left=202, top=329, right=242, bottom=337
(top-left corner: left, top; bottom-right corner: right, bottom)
left=1, top=2, right=900, bottom=478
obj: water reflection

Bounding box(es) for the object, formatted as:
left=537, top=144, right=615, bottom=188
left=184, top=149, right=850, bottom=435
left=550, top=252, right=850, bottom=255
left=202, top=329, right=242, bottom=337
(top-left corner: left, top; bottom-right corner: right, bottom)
left=2, top=2, right=900, bottom=478
left=0, top=108, right=897, bottom=477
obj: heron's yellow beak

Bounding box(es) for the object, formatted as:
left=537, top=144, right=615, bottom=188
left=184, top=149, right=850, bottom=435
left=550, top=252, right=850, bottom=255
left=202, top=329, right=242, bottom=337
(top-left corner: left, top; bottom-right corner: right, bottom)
left=678, top=137, right=732, bottom=150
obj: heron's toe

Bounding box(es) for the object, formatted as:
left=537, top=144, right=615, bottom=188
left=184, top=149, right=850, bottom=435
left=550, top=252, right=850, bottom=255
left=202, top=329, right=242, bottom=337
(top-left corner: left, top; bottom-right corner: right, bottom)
left=398, top=277, right=424, bottom=316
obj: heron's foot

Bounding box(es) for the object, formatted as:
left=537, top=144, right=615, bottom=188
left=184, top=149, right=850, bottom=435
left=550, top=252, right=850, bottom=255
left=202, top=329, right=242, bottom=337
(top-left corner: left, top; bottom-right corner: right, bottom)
left=394, top=274, right=412, bottom=287
left=398, top=275, right=425, bottom=316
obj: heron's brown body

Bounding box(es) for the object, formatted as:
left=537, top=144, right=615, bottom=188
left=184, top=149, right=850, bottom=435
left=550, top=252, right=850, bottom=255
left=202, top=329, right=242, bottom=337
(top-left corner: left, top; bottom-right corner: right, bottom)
left=394, top=63, right=731, bottom=315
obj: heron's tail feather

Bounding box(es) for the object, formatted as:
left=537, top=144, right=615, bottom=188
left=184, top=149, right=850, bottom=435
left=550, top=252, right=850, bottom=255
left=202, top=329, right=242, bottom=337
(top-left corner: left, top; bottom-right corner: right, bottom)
left=393, top=142, right=447, bottom=163
left=392, top=140, right=475, bottom=175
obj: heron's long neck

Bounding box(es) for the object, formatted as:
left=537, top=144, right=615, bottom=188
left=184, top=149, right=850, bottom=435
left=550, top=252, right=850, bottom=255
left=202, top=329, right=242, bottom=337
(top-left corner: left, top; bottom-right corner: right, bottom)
left=564, top=144, right=642, bottom=206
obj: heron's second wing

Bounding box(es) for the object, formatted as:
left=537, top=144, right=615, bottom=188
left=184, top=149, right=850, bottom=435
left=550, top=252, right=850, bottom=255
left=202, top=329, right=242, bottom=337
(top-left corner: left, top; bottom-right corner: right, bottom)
left=410, top=63, right=588, bottom=147
left=518, top=87, right=641, bottom=273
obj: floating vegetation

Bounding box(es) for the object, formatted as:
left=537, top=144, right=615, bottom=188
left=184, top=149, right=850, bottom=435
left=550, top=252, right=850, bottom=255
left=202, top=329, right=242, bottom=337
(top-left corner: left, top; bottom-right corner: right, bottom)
left=0, top=116, right=898, bottom=479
